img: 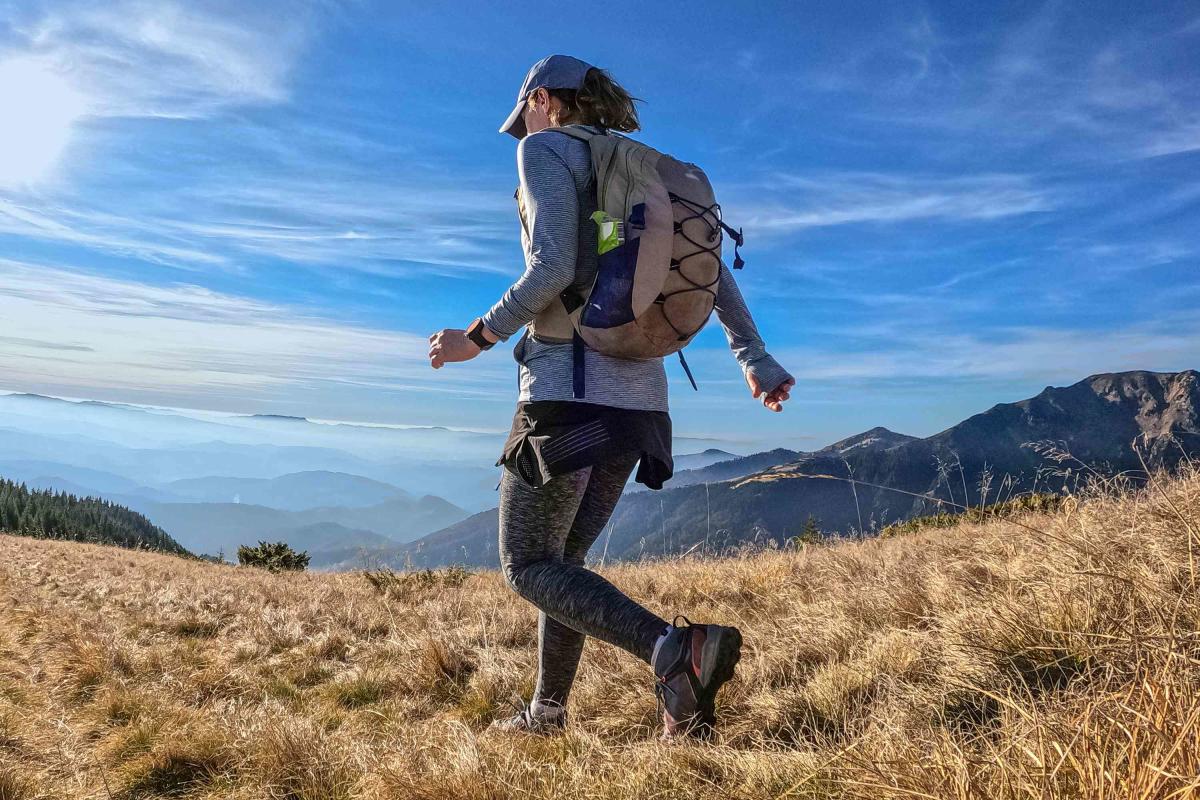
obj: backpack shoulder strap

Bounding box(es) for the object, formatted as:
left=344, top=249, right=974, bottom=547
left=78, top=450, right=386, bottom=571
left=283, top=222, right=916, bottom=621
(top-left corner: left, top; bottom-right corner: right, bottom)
left=542, top=124, right=603, bottom=143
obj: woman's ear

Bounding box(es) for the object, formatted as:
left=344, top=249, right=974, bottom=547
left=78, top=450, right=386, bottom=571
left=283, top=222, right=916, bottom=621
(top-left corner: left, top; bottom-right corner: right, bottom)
left=540, top=89, right=567, bottom=125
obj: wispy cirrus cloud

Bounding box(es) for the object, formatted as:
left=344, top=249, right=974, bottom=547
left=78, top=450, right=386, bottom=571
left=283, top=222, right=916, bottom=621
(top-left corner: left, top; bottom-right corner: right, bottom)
left=731, top=172, right=1057, bottom=232
left=772, top=317, right=1200, bottom=384
left=1139, top=122, right=1200, bottom=158
left=789, top=4, right=1200, bottom=163
left=0, top=2, right=520, bottom=276
left=0, top=335, right=93, bottom=353
left=0, top=176, right=516, bottom=275
left=150, top=176, right=517, bottom=274
left=0, top=197, right=230, bottom=269
left=0, top=2, right=1195, bottom=444
left=7, top=0, right=319, bottom=118
left=0, top=260, right=513, bottom=412
left=685, top=312, right=1200, bottom=387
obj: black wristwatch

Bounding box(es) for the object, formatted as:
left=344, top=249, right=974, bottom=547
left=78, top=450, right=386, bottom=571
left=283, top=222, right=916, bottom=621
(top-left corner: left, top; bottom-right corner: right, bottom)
left=466, top=318, right=495, bottom=350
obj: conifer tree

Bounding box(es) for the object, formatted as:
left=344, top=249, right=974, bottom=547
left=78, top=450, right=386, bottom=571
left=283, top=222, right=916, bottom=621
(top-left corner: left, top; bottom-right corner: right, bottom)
left=0, top=477, right=190, bottom=556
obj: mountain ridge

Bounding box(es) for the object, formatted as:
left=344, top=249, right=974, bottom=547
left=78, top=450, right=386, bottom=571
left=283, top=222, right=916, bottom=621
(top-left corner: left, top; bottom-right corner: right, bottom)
left=386, top=369, right=1199, bottom=571
left=143, top=489, right=470, bottom=558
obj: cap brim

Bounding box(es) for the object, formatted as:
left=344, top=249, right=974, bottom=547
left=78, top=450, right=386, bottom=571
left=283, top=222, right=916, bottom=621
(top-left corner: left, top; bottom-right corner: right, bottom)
left=499, top=99, right=526, bottom=139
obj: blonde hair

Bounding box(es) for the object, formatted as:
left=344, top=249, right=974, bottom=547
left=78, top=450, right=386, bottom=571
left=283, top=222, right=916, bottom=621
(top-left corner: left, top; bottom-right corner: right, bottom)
left=530, top=67, right=642, bottom=132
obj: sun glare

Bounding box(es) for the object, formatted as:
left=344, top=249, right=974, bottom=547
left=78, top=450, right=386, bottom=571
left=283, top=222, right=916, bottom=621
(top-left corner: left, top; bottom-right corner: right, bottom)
left=0, top=58, right=87, bottom=187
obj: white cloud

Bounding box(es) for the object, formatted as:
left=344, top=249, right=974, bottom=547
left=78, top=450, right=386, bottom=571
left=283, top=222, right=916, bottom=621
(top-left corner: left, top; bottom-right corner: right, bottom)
left=11, top=0, right=317, bottom=118
left=765, top=317, right=1200, bottom=383
left=795, top=5, right=1200, bottom=163
left=0, top=260, right=512, bottom=407
left=149, top=177, right=517, bottom=273
left=0, top=172, right=520, bottom=275
left=0, top=198, right=229, bottom=269
left=0, top=1, right=520, bottom=276
left=1139, top=122, right=1200, bottom=158
left=0, top=175, right=518, bottom=275
left=731, top=172, right=1055, bottom=232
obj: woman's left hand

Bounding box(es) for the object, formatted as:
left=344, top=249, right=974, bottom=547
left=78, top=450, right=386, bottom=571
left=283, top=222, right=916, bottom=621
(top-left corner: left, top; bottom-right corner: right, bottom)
left=428, top=328, right=480, bottom=369
left=746, top=372, right=796, bottom=412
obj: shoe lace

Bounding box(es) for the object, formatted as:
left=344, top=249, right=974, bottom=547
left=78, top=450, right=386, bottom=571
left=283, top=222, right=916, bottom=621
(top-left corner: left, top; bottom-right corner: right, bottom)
left=502, top=694, right=535, bottom=726
left=653, top=676, right=678, bottom=721
left=654, top=615, right=700, bottom=724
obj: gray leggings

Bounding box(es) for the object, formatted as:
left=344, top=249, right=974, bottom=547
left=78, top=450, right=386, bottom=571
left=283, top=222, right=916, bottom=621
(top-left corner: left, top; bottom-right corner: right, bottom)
left=498, top=451, right=669, bottom=709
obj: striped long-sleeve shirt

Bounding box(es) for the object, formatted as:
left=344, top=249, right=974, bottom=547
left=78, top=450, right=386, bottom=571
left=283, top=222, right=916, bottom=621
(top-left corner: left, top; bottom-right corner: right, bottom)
left=481, top=125, right=791, bottom=413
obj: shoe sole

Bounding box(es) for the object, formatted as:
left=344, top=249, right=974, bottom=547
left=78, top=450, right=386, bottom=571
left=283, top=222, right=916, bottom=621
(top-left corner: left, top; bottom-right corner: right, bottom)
left=688, top=625, right=743, bottom=739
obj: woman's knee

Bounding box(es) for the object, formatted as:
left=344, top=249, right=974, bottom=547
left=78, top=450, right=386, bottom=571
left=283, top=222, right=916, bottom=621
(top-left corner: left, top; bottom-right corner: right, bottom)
left=501, top=559, right=524, bottom=593
left=500, top=557, right=553, bottom=598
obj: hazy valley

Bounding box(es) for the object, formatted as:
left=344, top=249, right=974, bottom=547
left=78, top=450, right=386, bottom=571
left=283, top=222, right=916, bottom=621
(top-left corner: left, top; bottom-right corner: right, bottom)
left=0, top=391, right=755, bottom=565
left=2, top=369, right=1196, bottom=570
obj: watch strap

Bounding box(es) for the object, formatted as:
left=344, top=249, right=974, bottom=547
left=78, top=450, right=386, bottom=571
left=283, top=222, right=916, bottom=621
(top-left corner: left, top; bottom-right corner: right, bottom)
left=467, top=319, right=495, bottom=350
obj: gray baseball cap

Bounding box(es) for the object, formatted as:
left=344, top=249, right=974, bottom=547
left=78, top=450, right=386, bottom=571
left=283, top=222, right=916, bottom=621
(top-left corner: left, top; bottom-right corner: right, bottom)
left=499, top=54, right=594, bottom=139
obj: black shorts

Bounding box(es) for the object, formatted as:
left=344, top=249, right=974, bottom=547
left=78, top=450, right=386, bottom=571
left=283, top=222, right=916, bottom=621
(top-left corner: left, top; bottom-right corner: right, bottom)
left=497, top=401, right=674, bottom=490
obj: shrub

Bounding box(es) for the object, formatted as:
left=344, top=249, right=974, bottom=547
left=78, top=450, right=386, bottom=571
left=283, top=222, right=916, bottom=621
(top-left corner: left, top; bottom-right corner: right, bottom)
left=879, top=492, right=1065, bottom=537
left=361, top=565, right=471, bottom=599
left=236, top=540, right=310, bottom=572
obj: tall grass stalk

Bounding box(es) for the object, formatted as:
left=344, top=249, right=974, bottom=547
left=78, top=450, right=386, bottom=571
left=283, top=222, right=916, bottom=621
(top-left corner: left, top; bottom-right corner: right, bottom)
left=1, top=464, right=1198, bottom=798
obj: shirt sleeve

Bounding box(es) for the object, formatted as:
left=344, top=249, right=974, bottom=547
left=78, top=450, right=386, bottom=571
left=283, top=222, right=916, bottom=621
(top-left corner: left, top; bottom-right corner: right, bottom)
left=480, top=135, right=579, bottom=340
left=713, top=261, right=793, bottom=392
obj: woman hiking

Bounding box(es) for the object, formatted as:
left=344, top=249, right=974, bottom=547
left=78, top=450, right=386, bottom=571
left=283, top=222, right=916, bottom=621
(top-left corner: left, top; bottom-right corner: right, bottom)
left=427, top=54, right=795, bottom=739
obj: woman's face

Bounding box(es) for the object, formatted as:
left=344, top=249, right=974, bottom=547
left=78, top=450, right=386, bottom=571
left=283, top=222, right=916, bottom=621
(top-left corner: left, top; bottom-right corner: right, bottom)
left=521, top=87, right=559, bottom=137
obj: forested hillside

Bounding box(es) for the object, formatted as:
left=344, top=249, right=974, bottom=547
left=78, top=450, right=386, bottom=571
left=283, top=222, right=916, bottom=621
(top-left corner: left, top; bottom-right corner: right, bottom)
left=0, top=478, right=191, bottom=556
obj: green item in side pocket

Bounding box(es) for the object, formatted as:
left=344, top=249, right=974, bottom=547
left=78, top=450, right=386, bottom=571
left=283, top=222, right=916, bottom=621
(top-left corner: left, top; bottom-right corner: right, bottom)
left=590, top=210, right=624, bottom=255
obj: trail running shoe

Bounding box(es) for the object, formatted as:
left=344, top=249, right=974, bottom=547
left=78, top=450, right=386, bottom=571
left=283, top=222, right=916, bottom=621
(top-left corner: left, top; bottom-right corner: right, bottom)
left=651, top=615, right=743, bottom=740
left=489, top=696, right=567, bottom=735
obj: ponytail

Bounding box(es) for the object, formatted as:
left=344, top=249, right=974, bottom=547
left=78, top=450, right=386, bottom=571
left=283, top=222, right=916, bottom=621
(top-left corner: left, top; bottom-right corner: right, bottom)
left=543, top=68, right=641, bottom=132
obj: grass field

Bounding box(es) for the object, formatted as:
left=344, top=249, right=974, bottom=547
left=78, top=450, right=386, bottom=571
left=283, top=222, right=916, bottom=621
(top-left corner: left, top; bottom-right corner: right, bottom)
left=1, top=465, right=1198, bottom=799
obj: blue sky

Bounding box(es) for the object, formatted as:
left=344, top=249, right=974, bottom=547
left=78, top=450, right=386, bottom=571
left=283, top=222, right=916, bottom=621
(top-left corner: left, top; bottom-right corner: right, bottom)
left=0, top=0, right=1197, bottom=452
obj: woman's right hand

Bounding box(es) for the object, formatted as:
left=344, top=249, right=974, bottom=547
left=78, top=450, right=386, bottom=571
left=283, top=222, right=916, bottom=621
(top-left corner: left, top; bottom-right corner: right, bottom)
left=428, top=328, right=480, bottom=369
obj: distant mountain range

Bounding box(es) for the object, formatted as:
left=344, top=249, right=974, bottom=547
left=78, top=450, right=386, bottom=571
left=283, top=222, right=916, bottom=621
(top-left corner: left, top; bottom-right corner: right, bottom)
left=0, top=389, right=745, bottom=505
left=143, top=491, right=467, bottom=560
left=368, top=370, right=1198, bottom=571
left=630, top=428, right=920, bottom=493
left=0, top=389, right=762, bottom=558
left=160, top=471, right=411, bottom=510
left=671, top=448, right=739, bottom=472
left=6, top=370, right=1195, bottom=569
left=12, top=468, right=418, bottom=510
left=0, top=462, right=471, bottom=558
left=0, top=392, right=509, bottom=510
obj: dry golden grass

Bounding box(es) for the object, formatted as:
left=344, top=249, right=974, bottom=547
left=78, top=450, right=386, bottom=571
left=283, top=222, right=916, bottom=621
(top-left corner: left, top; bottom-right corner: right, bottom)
left=1, top=465, right=1199, bottom=799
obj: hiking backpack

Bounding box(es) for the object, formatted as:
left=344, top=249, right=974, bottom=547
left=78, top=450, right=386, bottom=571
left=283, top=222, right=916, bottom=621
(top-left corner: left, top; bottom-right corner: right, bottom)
left=521, top=124, right=747, bottom=396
